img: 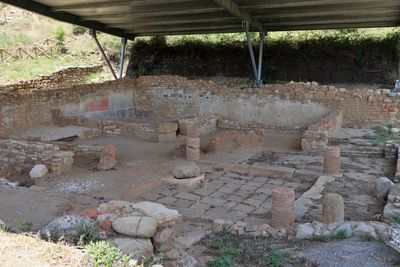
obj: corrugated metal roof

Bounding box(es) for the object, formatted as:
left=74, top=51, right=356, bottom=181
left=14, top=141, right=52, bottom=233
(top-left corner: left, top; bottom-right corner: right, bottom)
left=3, top=0, right=400, bottom=39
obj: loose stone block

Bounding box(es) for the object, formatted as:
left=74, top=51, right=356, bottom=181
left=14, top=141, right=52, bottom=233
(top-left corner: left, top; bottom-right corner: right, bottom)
left=323, top=146, right=341, bottom=174
left=322, top=193, right=344, bottom=224
left=186, top=137, right=200, bottom=161
left=271, top=187, right=295, bottom=228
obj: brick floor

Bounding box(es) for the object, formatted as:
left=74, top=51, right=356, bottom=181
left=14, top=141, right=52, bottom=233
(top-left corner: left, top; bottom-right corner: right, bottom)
left=139, top=170, right=309, bottom=222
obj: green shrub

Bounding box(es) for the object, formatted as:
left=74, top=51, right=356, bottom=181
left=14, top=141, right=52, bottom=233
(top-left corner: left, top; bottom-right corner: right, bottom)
left=72, top=26, right=86, bottom=35
left=335, top=229, right=348, bottom=240
left=313, top=234, right=332, bottom=242
left=83, top=241, right=132, bottom=267
left=54, top=27, right=67, bottom=54
left=20, top=222, right=33, bottom=232
left=138, top=65, right=146, bottom=76
left=74, top=222, right=99, bottom=246
left=266, top=250, right=286, bottom=267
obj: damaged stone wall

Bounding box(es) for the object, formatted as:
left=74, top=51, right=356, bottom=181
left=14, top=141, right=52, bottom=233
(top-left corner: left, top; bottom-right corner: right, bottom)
left=301, top=111, right=344, bottom=151
left=0, top=140, right=74, bottom=176
left=0, top=66, right=102, bottom=92
left=0, top=75, right=399, bottom=138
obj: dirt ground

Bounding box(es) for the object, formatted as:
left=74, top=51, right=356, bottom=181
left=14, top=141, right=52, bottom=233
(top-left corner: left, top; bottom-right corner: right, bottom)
left=1, top=126, right=399, bottom=265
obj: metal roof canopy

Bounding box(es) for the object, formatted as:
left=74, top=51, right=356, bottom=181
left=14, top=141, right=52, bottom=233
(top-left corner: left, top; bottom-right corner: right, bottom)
left=4, top=0, right=400, bottom=40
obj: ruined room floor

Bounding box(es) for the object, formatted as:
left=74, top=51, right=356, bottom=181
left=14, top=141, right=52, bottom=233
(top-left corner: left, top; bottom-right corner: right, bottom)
left=0, top=128, right=392, bottom=229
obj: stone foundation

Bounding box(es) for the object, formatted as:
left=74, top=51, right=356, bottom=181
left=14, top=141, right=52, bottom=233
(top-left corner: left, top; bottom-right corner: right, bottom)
left=0, top=140, right=74, bottom=176
left=206, top=130, right=265, bottom=152
left=301, top=110, right=343, bottom=151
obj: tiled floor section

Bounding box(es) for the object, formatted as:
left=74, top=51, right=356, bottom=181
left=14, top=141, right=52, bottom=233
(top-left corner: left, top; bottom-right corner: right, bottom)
left=138, top=171, right=312, bottom=222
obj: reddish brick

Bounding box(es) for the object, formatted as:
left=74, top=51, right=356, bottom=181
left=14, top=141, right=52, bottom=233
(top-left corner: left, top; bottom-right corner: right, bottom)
left=81, top=209, right=99, bottom=220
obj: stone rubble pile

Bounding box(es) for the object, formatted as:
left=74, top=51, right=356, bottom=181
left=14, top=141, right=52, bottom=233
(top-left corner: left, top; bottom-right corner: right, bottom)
left=40, top=200, right=197, bottom=267
left=213, top=219, right=290, bottom=239
left=296, top=221, right=390, bottom=241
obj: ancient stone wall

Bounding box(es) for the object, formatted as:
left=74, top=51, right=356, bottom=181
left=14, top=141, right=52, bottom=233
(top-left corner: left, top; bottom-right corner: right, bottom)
left=0, top=140, right=74, bottom=176
left=0, top=75, right=399, bottom=138
left=301, top=111, right=344, bottom=151
left=0, top=66, right=102, bottom=92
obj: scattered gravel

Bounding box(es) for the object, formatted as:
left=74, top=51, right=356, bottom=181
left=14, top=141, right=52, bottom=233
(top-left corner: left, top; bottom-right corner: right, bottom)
left=52, top=180, right=103, bottom=194
left=298, top=238, right=399, bottom=267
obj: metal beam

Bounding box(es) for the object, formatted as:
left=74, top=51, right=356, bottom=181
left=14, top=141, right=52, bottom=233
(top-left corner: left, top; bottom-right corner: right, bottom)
left=57, top=2, right=223, bottom=18
left=90, top=30, right=118, bottom=80
left=257, top=32, right=265, bottom=86
left=241, top=0, right=400, bottom=10
left=1, top=0, right=135, bottom=40
left=213, top=0, right=263, bottom=31
left=52, top=0, right=196, bottom=10
left=261, top=15, right=400, bottom=27
left=118, top=38, right=128, bottom=79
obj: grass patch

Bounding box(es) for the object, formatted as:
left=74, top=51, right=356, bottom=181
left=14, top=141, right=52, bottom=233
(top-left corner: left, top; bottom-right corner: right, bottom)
left=0, top=56, right=98, bottom=84
left=19, top=222, right=33, bottom=232
left=202, top=230, right=302, bottom=267
left=334, top=230, right=348, bottom=240
left=0, top=230, right=83, bottom=267
left=362, top=125, right=400, bottom=146
left=207, top=256, right=233, bottom=267
left=73, top=222, right=99, bottom=246
left=312, top=234, right=332, bottom=242
left=357, top=233, right=375, bottom=242
left=83, top=241, right=134, bottom=267
left=266, top=249, right=286, bottom=267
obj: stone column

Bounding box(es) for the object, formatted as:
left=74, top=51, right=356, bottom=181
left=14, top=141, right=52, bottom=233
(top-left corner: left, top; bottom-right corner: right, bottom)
left=271, top=187, right=295, bottom=228
left=322, top=193, right=344, bottom=224
left=323, top=146, right=341, bottom=175
left=186, top=137, right=200, bottom=161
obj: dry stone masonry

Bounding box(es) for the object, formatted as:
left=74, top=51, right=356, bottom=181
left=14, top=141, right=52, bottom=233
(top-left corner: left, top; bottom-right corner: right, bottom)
left=0, top=140, right=73, bottom=176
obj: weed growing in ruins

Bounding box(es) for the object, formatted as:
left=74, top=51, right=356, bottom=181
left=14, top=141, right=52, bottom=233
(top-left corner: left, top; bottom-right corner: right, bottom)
left=393, top=213, right=400, bottom=225
left=74, top=222, right=99, bottom=246
left=82, top=241, right=135, bottom=267
left=266, top=249, right=286, bottom=267
left=138, top=65, right=147, bottom=76
left=48, top=227, right=62, bottom=243
left=19, top=222, right=33, bottom=232
left=357, top=233, right=375, bottom=242
left=363, top=125, right=400, bottom=146
left=334, top=230, right=348, bottom=240
left=313, top=235, right=332, bottom=242
left=206, top=256, right=233, bottom=267
left=0, top=223, right=13, bottom=233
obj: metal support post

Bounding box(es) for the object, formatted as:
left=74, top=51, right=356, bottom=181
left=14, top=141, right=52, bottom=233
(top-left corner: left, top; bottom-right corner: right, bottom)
left=89, top=29, right=117, bottom=80
left=243, top=22, right=266, bottom=88
left=257, top=32, right=265, bottom=86
left=118, top=38, right=127, bottom=79
left=244, top=22, right=258, bottom=86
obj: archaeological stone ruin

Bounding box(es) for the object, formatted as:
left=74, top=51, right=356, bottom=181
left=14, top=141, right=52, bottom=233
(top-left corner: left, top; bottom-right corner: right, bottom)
left=1, top=71, right=400, bottom=265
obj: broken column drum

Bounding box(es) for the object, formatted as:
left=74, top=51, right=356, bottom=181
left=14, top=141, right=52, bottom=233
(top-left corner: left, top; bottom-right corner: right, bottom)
left=323, top=146, right=341, bottom=174
left=271, top=187, right=295, bottom=228
left=186, top=137, right=200, bottom=161
left=322, top=193, right=344, bottom=224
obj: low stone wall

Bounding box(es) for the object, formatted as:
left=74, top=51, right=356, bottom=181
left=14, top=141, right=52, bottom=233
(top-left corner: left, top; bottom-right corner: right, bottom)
left=301, top=110, right=343, bottom=151
left=55, top=115, right=178, bottom=142
left=0, top=140, right=74, bottom=176
left=206, top=130, right=265, bottom=152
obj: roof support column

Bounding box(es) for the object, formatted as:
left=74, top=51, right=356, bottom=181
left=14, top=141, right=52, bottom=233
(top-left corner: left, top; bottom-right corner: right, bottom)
left=118, top=38, right=128, bottom=79
left=89, top=29, right=118, bottom=80
left=257, top=32, right=265, bottom=86
left=244, top=22, right=265, bottom=87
